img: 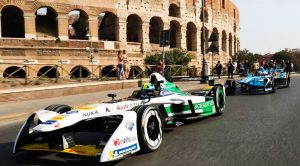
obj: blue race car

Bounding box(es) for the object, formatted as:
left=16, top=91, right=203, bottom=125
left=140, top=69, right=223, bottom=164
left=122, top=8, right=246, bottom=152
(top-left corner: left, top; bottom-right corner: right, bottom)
left=225, top=67, right=276, bottom=94
left=266, top=68, right=290, bottom=87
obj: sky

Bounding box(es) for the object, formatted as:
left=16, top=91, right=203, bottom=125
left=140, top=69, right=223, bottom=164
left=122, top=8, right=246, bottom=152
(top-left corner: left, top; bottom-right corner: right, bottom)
left=231, top=0, right=300, bottom=54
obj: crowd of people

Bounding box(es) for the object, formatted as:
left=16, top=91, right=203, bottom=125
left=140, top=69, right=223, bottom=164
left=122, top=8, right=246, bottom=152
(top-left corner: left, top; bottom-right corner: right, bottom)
left=214, top=58, right=294, bottom=79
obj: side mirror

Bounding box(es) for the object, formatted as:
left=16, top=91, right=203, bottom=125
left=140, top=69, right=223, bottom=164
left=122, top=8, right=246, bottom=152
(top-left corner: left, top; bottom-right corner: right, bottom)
left=107, top=93, right=117, bottom=101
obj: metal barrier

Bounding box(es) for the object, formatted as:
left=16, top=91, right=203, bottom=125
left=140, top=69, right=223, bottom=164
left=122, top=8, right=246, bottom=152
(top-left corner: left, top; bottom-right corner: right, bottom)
left=0, top=63, right=198, bottom=85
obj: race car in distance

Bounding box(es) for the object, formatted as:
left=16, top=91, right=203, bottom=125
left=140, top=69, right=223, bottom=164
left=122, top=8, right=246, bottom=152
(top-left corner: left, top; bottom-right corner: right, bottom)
left=225, top=67, right=276, bottom=94
left=13, top=73, right=226, bottom=163
left=267, top=68, right=290, bottom=87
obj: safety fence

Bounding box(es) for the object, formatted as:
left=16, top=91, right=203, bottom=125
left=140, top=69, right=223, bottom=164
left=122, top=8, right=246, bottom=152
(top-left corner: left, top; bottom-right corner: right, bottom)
left=0, top=63, right=198, bottom=86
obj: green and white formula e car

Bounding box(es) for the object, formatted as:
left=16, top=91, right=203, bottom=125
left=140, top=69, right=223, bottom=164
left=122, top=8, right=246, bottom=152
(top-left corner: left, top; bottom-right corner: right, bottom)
left=13, top=73, right=226, bottom=163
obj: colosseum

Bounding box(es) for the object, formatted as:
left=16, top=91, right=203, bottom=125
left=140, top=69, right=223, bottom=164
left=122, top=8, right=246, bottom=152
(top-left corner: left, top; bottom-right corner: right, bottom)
left=0, top=0, right=239, bottom=79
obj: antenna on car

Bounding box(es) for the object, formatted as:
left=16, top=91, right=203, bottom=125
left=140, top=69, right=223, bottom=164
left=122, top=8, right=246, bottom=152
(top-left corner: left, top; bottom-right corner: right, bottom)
left=107, top=93, right=117, bottom=101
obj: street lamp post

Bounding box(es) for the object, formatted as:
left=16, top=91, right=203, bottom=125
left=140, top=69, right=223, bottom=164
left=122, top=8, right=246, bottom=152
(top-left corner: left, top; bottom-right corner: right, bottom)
left=200, top=0, right=208, bottom=83
left=86, top=34, right=98, bottom=79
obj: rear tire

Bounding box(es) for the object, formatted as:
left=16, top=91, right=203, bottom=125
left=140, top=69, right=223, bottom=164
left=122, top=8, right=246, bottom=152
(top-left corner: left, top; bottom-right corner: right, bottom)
left=213, top=86, right=226, bottom=115
left=271, top=78, right=276, bottom=93
left=225, top=80, right=236, bottom=95
left=44, top=104, right=72, bottom=114
left=132, top=105, right=163, bottom=152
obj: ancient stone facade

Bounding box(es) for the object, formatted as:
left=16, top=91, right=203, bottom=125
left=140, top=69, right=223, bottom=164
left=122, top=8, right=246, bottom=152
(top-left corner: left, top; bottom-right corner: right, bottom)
left=0, top=0, right=240, bottom=79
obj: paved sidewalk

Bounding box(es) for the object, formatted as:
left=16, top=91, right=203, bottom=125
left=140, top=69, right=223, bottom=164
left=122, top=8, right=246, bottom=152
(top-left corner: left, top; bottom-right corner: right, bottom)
left=0, top=80, right=226, bottom=122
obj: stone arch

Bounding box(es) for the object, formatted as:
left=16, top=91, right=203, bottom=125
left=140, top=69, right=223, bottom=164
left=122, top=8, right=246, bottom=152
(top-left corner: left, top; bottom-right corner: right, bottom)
left=98, top=11, right=118, bottom=41
left=170, top=20, right=181, bottom=48
left=37, top=66, right=60, bottom=78
left=229, top=33, right=233, bottom=57
left=70, top=65, right=90, bottom=78
left=36, top=6, right=58, bottom=38
left=234, top=36, right=237, bottom=56
left=129, top=66, right=143, bottom=79
left=126, top=14, right=143, bottom=42
left=201, top=27, right=209, bottom=53
left=169, top=4, right=180, bottom=17
left=210, top=28, right=219, bottom=53
left=149, top=17, right=164, bottom=44
left=186, top=22, right=197, bottom=51
left=222, top=30, right=227, bottom=52
left=1, top=5, right=25, bottom=38
left=68, top=9, right=89, bottom=40
left=200, top=10, right=208, bottom=23
left=101, top=65, right=117, bottom=77
left=3, top=66, right=26, bottom=78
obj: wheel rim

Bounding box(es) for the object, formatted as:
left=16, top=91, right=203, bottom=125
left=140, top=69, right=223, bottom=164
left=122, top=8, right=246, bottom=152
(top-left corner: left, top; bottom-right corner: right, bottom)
left=218, top=91, right=225, bottom=112
left=143, top=109, right=162, bottom=149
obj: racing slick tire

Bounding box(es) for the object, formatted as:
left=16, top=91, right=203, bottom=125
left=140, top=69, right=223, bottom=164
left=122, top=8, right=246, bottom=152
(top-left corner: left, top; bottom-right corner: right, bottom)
left=44, top=104, right=72, bottom=114
left=132, top=105, right=163, bottom=152
left=213, top=86, right=226, bottom=116
left=225, top=79, right=236, bottom=95
left=271, top=78, right=276, bottom=93
left=286, top=76, right=290, bottom=87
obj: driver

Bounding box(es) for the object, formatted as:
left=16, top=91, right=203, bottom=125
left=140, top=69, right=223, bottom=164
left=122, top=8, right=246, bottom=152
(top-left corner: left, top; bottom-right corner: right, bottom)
left=141, top=82, right=156, bottom=98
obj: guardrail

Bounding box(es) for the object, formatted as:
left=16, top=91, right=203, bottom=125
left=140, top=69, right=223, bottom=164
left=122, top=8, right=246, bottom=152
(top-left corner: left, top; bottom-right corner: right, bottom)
left=0, top=62, right=198, bottom=86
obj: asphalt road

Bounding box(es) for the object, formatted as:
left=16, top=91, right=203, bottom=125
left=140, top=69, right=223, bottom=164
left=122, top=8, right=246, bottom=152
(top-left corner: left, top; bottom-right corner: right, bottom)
left=1, top=76, right=300, bottom=166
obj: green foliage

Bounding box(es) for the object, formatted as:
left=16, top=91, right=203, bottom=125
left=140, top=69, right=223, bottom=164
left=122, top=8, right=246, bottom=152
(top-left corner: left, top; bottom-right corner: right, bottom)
left=236, top=49, right=262, bottom=66
left=272, top=50, right=299, bottom=70
left=144, top=49, right=194, bottom=78
left=144, top=49, right=193, bottom=66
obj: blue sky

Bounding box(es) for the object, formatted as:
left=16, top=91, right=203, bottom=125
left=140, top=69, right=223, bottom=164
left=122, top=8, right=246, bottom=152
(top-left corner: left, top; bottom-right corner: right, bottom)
left=232, top=0, right=300, bottom=54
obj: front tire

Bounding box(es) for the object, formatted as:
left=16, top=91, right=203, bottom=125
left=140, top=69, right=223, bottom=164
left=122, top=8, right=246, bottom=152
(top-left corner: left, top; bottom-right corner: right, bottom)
left=132, top=105, right=163, bottom=152
left=44, top=104, right=72, bottom=114
left=213, top=86, right=226, bottom=115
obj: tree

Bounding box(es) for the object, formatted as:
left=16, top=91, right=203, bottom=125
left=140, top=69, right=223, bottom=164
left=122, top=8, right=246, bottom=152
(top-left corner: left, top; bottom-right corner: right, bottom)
left=272, top=50, right=299, bottom=70
left=235, top=49, right=262, bottom=70
left=144, top=49, right=194, bottom=78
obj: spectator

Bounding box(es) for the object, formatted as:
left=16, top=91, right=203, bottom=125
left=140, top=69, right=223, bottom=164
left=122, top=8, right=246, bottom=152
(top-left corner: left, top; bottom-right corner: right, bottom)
left=280, top=60, right=286, bottom=69
left=214, top=61, right=223, bottom=79
left=233, top=60, right=238, bottom=74
left=116, top=50, right=124, bottom=80
left=244, top=60, right=250, bottom=75
left=155, top=59, right=164, bottom=75
left=285, top=60, right=292, bottom=75
left=227, top=60, right=234, bottom=79
left=239, top=61, right=244, bottom=74
left=253, top=59, right=260, bottom=72
left=122, top=50, right=130, bottom=79
left=261, top=58, right=266, bottom=68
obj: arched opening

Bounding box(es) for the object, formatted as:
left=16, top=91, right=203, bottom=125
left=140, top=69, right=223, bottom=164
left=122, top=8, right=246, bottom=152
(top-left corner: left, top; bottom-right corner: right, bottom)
left=222, top=31, right=227, bottom=52
left=149, top=17, right=164, bottom=44
left=3, top=66, right=26, bottom=78
left=169, top=4, right=180, bottom=17
left=229, top=33, right=233, bottom=57
left=1, top=6, right=25, bottom=38
left=186, top=22, right=197, bottom=51
left=126, top=14, right=142, bottom=42
left=70, top=66, right=90, bottom=78
left=101, top=65, right=117, bottom=77
left=170, top=20, right=181, bottom=48
left=36, top=7, right=58, bottom=38
left=210, top=28, right=219, bottom=53
left=234, top=36, right=237, bottom=56
left=128, top=66, right=143, bottom=79
left=98, top=12, right=118, bottom=41
left=37, top=66, right=60, bottom=78
left=68, top=10, right=89, bottom=40
left=234, top=22, right=237, bottom=32
left=200, top=10, right=208, bottom=23
left=201, top=27, right=209, bottom=53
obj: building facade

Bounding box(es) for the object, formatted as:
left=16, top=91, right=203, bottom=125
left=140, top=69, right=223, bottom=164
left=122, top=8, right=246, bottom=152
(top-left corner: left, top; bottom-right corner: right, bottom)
left=0, top=0, right=240, bottom=79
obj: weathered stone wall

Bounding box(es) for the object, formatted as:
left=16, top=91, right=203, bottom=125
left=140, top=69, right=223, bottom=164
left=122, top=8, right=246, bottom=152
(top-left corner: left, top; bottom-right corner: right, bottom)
left=0, top=0, right=240, bottom=78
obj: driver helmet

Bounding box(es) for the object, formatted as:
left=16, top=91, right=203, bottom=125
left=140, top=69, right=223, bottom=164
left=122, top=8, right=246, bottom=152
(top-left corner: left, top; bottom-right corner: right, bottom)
left=141, top=82, right=155, bottom=98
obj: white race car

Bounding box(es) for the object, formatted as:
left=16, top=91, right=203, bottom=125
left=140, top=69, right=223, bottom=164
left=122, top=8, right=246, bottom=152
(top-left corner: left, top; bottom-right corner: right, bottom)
left=13, top=73, right=226, bottom=162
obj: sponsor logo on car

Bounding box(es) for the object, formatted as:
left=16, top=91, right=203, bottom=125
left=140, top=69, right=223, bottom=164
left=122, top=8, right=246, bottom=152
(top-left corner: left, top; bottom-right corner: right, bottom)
left=83, top=110, right=98, bottom=117
left=125, top=121, right=134, bottom=131
left=113, top=136, right=137, bottom=146
left=109, top=143, right=138, bottom=159
left=194, top=100, right=214, bottom=110
left=43, top=120, right=57, bottom=125
left=66, top=110, right=79, bottom=114
left=51, top=116, right=65, bottom=121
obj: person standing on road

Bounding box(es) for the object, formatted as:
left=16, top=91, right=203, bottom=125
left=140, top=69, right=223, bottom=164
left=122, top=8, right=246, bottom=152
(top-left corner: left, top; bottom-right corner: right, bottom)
left=117, top=50, right=124, bottom=80
left=244, top=60, right=250, bottom=75
left=227, top=60, right=234, bottom=79
left=285, top=60, right=292, bottom=75
left=122, top=50, right=130, bottom=79
left=253, top=59, right=260, bottom=74
left=215, top=61, right=223, bottom=79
